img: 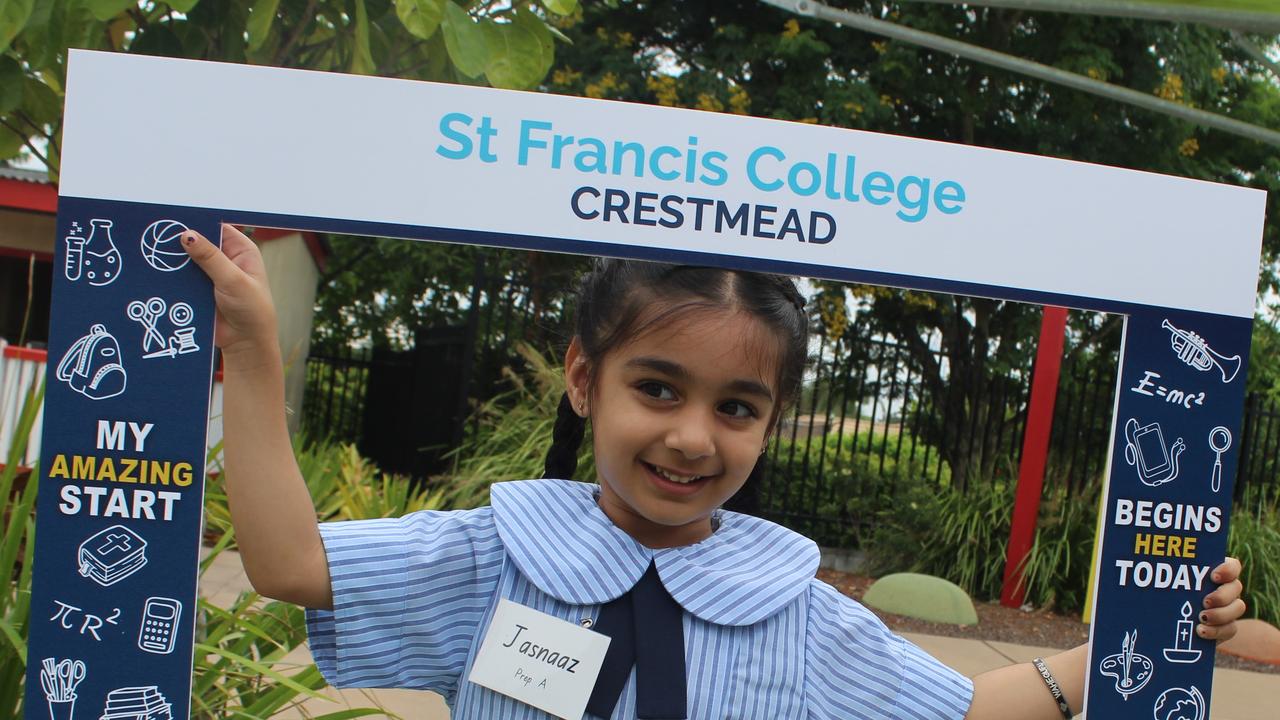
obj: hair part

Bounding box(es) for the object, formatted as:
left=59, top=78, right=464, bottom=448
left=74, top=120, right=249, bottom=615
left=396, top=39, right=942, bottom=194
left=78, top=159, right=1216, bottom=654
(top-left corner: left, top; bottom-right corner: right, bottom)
left=542, top=259, right=809, bottom=490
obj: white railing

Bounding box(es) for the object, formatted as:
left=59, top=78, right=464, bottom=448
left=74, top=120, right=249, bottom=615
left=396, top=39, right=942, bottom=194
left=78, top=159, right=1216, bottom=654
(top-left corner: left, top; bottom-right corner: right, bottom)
left=0, top=342, right=224, bottom=471
left=0, top=343, right=46, bottom=467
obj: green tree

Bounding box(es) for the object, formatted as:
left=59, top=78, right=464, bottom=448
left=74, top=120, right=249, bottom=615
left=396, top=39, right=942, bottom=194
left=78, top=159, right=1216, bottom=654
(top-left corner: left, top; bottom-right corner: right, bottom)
left=311, top=239, right=588, bottom=350
left=0, top=0, right=577, bottom=176
left=544, top=1, right=1279, bottom=486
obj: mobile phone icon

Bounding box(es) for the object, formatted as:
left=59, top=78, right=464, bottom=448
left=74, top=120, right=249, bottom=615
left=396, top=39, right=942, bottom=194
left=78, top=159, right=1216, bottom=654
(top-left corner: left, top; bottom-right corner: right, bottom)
left=137, top=597, right=182, bottom=654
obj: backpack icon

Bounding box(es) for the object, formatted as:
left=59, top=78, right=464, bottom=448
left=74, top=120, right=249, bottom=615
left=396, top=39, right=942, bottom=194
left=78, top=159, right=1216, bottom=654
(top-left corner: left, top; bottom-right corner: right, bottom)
left=57, top=324, right=128, bottom=400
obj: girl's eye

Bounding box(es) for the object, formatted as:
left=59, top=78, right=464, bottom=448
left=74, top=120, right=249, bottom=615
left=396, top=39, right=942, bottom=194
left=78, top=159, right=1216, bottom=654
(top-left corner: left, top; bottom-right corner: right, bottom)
left=719, top=401, right=757, bottom=419
left=638, top=382, right=676, bottom=401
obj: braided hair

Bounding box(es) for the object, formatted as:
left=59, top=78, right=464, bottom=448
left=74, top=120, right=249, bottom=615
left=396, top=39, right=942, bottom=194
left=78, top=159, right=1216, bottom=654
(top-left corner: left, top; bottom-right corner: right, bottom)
left=542, top=259, right=809, bottom=501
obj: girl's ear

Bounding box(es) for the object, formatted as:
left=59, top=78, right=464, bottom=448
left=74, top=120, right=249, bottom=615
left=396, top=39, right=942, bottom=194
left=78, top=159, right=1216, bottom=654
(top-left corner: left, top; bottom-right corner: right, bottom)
left=564, top=337, right=591, bottom=417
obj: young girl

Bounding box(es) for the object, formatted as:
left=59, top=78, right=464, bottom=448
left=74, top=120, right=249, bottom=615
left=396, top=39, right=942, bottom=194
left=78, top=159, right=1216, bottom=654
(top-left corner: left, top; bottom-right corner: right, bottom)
left=182, top=225, right=1244, bottom=720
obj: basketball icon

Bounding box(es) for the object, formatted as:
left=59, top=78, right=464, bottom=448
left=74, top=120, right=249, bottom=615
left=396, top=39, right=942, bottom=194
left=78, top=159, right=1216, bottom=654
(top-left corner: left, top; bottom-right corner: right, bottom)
left=140, top=219, right=192, bottom=272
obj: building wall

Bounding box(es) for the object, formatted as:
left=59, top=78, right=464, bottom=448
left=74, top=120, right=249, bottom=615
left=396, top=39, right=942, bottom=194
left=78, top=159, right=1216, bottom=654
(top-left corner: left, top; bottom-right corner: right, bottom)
left=0, top=208, right=55, bottom=255
left=257, top=233, right=319, bottom=433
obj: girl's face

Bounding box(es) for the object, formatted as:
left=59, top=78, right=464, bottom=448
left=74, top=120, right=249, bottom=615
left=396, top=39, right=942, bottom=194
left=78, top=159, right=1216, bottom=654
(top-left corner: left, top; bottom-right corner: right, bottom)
left=566, top=307, right=780, bottom=548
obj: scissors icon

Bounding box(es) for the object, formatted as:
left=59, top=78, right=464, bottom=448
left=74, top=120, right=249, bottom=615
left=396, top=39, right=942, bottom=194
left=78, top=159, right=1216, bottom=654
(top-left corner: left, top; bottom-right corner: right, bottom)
left=58, top=659, right=85, bottom=688
left=127, top=298, right=167, bottom=352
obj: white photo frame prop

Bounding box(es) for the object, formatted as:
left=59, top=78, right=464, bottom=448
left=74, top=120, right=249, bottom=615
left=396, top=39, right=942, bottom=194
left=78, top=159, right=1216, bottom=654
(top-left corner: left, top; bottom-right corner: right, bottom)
left=27, top=50, right=1266, bottom=720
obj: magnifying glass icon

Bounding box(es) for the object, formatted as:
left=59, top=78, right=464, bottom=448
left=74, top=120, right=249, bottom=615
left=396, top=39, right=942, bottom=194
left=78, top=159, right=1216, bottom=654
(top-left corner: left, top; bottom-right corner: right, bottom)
left=1208, top=426, right=1231, bottom=493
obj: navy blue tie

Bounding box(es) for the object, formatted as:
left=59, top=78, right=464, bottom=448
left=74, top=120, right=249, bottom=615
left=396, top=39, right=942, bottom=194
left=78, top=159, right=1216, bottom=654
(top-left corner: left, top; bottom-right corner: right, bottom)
left=585, top=562, right=687, bottom=719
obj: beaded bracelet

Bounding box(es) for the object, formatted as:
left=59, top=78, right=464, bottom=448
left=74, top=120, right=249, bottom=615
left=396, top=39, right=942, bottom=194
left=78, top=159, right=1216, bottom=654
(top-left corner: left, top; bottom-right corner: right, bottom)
left=1031, top=657, right=1073, bottom=719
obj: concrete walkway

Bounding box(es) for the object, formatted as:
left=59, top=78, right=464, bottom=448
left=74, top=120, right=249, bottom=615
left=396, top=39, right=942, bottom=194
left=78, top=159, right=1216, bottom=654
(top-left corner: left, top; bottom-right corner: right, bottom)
left=201, top=549, right=1277, bottom=720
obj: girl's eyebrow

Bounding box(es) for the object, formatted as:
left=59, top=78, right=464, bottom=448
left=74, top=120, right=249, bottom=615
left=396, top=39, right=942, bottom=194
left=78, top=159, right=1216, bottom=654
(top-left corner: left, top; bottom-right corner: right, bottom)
left=625, top=356, right=775, bottom=402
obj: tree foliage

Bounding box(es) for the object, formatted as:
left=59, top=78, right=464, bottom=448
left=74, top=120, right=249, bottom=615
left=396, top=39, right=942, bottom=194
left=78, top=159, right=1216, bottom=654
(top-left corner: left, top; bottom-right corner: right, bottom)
left=0, top=0, right=578, bottom=176
left=544, top=0, right=1280, bottom=483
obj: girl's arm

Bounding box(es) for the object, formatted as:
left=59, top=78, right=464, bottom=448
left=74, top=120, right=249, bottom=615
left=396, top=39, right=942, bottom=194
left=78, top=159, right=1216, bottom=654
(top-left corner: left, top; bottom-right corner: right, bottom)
left=965, top=557, right=1244, bottom=720
left=184, top=225, right=333, bottom=610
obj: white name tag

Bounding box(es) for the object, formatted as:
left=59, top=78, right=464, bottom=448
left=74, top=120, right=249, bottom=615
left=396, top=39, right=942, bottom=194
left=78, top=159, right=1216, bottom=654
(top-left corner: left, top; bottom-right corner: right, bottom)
left=468, top=598, right=612, bottom=720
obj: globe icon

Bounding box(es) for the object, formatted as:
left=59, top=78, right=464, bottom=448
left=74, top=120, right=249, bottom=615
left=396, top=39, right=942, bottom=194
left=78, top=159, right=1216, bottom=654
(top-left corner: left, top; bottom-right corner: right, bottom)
left=1153, top=686, right=1204, bottom=720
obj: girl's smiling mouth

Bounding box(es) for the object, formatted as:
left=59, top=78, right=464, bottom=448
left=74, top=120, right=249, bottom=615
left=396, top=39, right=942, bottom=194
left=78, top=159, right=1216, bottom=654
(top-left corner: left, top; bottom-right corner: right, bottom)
left=641, top=460, right=714, bottom=490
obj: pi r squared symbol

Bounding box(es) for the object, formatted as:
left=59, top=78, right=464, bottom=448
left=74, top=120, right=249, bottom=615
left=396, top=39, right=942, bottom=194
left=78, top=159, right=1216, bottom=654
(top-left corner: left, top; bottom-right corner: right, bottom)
left=1162, top=319, right=1241, bottom=383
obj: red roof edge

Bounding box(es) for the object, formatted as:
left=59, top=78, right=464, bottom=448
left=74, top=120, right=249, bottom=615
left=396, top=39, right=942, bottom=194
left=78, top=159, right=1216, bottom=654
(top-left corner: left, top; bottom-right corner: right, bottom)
left=0, top=177, right=57, bottom=214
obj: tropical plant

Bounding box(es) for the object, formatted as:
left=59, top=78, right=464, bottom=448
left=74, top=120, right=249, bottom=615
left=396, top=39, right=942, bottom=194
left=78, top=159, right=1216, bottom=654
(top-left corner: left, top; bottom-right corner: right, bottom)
left=1, top=0, right=578, bottom=176
left=1227, top=499, right=1280, bottom=627
left=436, top=341, right=594, bottom=508
left=0, top=378, right=42, bottom=718
left=1016, top=484, right=1102, bottom=613
left=863, top=478, right=1107, bottom=612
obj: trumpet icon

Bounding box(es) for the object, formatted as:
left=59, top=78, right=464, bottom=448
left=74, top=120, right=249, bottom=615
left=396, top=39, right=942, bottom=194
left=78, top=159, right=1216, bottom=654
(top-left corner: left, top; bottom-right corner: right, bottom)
left=1162, top=320, right=1241, bottom=384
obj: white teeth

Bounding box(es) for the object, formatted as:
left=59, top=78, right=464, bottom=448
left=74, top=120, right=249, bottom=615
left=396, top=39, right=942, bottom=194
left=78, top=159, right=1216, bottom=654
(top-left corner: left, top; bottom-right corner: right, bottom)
left=652, top=465, right=700, bottom=484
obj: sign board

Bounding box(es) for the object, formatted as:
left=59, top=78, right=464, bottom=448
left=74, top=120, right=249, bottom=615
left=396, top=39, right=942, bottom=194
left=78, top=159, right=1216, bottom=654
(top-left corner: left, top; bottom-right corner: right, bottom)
left=26, top=49, right=1267, bottom=719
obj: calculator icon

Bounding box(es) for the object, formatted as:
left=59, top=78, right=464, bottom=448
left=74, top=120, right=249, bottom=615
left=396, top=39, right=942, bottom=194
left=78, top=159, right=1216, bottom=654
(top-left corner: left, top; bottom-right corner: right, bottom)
left=138, top=596, right=182, bottom=654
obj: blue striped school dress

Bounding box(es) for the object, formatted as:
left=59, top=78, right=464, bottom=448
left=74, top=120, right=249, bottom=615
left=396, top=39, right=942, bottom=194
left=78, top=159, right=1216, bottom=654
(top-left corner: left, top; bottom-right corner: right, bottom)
left=306, top=479, right=974, bottom=719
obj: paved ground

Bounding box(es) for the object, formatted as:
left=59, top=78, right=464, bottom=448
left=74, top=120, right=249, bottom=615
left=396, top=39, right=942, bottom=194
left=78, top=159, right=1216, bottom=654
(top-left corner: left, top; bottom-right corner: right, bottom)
left=200, top=550, right=1277, bottom=720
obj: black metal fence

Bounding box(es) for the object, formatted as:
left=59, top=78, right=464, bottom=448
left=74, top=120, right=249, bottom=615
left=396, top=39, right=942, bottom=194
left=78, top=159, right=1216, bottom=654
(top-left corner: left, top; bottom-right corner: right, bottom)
left=303, top=286, right=1280, bottom=545
left=754, top=321, right=1040, bottom=546
left=302, top=252, right=575, bottom=479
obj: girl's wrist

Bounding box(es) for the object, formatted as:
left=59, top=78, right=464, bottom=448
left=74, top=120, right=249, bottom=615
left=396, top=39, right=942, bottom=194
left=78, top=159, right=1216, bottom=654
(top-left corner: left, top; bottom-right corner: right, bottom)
left=221, top=336, right=283, bottom=376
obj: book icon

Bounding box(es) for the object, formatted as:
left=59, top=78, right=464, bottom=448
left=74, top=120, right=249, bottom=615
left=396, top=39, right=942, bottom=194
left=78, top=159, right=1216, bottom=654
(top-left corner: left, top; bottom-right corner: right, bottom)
left=77, top=525, right=147, bottom=587
left=100, top=686, right=172, bottom=720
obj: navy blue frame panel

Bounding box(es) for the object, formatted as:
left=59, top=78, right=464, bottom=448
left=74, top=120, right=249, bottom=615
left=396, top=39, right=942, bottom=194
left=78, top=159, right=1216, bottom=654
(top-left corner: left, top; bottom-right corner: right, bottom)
left=26, top=197, right=1247, bottom=720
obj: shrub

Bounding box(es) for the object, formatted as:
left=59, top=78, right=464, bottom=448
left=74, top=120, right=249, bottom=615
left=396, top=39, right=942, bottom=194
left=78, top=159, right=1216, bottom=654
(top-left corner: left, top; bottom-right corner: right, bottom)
left=435, top=343, right=594, bottom=508
left=759, top=427, right=951, bottom=547
left=1228, top=500, right=1280, bottom=627
left=863, top=478, right=1103, bottom=613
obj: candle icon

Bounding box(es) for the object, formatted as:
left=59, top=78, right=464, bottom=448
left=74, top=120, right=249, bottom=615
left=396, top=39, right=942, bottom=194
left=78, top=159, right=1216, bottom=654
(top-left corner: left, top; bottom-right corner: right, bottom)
left=1163, top=601, right=1203, bottom=663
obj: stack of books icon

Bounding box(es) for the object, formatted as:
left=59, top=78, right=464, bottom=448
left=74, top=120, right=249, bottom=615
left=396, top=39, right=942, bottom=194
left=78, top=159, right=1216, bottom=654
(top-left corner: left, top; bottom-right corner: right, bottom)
left=77, top=525, right=147, bottom=586
left=99, top=686, right=171, bottom=720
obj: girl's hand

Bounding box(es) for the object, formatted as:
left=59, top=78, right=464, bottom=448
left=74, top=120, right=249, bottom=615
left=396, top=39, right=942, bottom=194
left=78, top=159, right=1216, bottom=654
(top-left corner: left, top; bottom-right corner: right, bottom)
left=1198, top=556, right=1245, bottom=642
left=182, top=224, right=279, bottom=367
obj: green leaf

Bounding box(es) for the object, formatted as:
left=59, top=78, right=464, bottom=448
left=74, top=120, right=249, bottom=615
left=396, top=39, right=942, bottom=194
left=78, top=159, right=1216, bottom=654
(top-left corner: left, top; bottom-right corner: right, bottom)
left=130, top=23, right=184, bottom=57
left=541, top=0, right=577, bottom=15
left=0, top=57, right=22, bottom=114
left=395, top=0, right=444, bottom=40
left=23, top=74, right=61, bottom=125
left=441, top=1, right=485, bottom=78
left=166, top=0, right=202, bottom=11
left=481, top=16, right=545, bottom=90
left=194, top=643, right=327, bottom=698
left=11, top=0, right=52, bottom=66
left=0, top=618, right=25, bottom=665
left=307, top=710, right=391, bottom=720
left=246, top=0, right=280, bottom=52
left=350, top=0, right=375, bottom=74
left=0, top=0, right=35, bottom=53
left=514, top=7, right=553, bottom=78
left=86, top=0, right=133, bottom=22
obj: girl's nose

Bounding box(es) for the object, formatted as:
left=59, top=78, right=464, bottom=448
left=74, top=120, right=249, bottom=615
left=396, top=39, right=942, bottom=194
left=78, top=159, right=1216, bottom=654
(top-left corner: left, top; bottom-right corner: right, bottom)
left=665, top=412, right=716, bottom=459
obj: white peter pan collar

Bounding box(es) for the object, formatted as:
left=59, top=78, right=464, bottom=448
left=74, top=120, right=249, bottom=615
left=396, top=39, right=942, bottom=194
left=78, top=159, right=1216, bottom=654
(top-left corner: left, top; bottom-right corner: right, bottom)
left=490, top=479, right=819, bottom=627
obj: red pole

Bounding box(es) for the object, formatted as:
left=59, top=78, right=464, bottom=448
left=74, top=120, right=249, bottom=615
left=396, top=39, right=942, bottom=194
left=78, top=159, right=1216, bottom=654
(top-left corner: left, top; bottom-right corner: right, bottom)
left=1000, top=305, right=1068, bottom=608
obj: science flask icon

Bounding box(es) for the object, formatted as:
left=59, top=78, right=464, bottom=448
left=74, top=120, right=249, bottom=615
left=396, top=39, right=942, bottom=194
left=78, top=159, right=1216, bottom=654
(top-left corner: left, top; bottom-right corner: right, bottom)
left=65, top=219, right=123, bottom=287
